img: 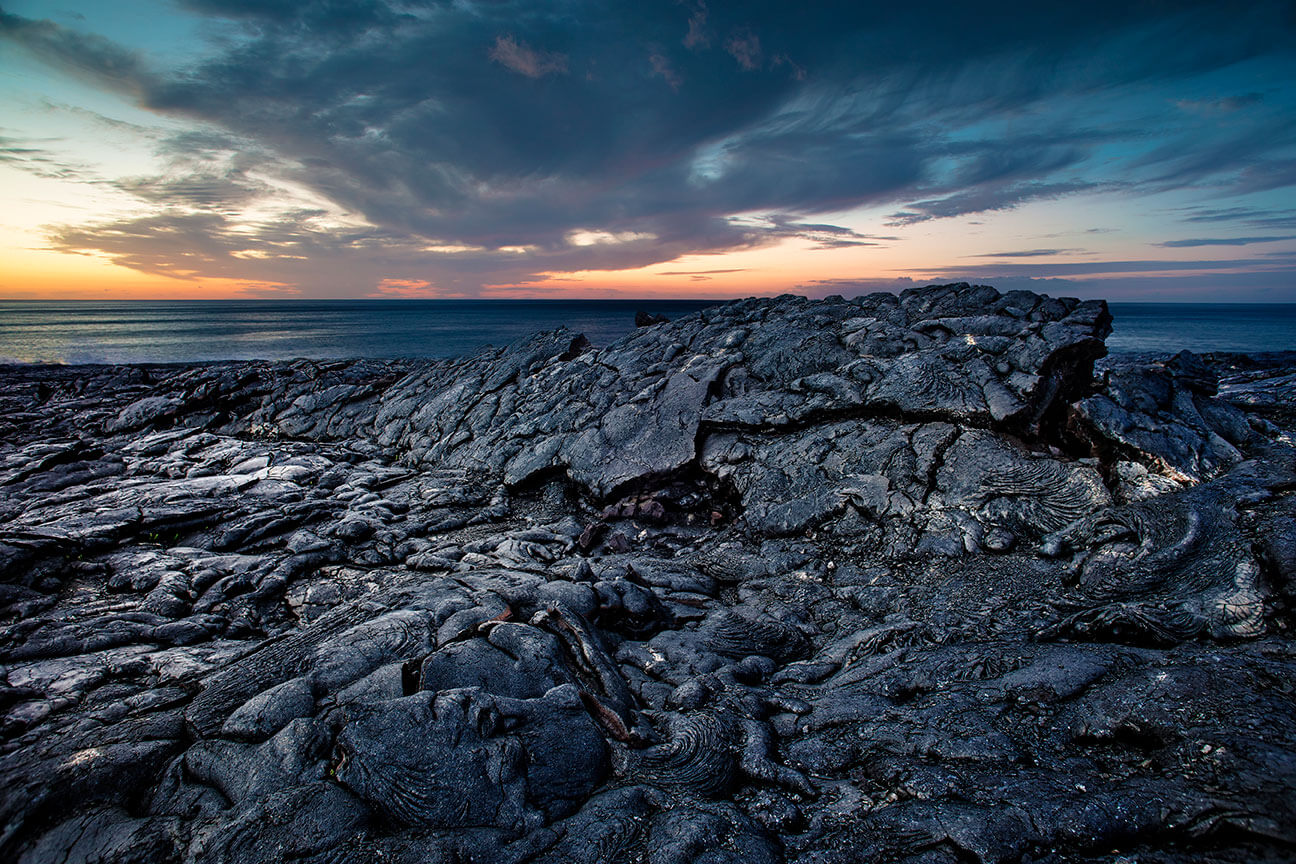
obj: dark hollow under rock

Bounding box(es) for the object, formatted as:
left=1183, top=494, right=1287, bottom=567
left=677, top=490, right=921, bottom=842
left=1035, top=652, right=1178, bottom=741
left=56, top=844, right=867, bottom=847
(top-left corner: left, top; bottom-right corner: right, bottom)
left=2, top=282, right=1294, bottom=863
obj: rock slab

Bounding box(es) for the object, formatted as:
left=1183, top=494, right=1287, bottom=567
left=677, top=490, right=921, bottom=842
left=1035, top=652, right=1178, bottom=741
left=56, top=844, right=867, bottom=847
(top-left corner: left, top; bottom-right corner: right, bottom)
left=2, top=283, right=1294, bottom=864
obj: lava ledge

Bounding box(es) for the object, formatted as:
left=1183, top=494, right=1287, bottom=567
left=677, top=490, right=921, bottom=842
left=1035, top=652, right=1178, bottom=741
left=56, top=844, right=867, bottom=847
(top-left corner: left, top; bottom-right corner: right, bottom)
left=1, top=283, right=1294, bottom=864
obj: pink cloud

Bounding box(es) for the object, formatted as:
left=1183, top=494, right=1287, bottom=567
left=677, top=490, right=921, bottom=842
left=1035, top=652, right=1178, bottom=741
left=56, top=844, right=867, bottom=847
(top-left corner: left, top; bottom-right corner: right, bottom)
left=489, top=35, right=568, bottom=78
left=370, top=278, right=437, bottom=297
left=683, top=5, right=709, bottom=49
left=725, top=31, right=761, bottom=70
left=649, top=52, right=681, bottom=90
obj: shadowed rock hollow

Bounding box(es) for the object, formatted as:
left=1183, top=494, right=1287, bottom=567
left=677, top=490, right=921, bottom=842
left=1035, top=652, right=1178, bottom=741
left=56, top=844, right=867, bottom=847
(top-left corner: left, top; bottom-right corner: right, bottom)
left=2, top=283, right=1294, bottom=863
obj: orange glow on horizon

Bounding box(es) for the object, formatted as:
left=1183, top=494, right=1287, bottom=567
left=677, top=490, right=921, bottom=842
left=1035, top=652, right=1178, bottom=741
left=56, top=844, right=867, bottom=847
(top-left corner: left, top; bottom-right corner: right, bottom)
left=483, top=236, right=909, bottom=298
left=368, top=278, right=438, bottom=298
left=0, top=246, right=298, bottom=300
left=4, top=193, right=1276, bottom=301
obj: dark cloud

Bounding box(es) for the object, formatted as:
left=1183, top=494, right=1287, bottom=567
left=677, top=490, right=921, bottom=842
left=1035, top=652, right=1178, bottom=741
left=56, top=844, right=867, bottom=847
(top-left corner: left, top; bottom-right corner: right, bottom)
left=660, top=268, right=748, bottom=276
left=887, top=181, right=1104, bottom=226
left=175, top=0, right=399, bottom=31
left=1232, top=159, right=1296, bottom=196
left=905, top=257, right=1296, bottom=279
left=1156, top=236, right=1296, bottom=248
left=1175, top=206, right=1296, bottom=232
left=0, top=134, right=50, bottom=161
left=1135, top=120, right=1296, bottom=195
left=46, top=208, right=359, bottom=281
left=38, top=100, right=160, bottom=136
left=3, top=1, right=1295, bottom=293
left=970, top=248, right=1081, bottom=258
left=0, top=9, right=154, bottom=94
left=808, top=267, right=1296, bottom=304
left=741, top=215, right=894, bottom=249
left=114, top=173, right=269, bottom=210
left=1179, top=206, right=1270, bottom=223
left=0, top=132, right=101, bottom=183
left=42, top=204, right=767, bottom=297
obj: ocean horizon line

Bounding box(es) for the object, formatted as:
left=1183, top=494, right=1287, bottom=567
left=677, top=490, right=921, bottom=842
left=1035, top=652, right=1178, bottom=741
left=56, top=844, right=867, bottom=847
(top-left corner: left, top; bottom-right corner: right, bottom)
left=4, top=296, right=1296, bottom=305
left=2, top=297, right=1294, bottom=365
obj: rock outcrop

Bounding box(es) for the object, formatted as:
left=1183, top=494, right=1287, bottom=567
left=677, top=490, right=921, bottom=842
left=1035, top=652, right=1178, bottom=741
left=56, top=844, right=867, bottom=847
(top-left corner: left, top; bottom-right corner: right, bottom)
left=2, top=283, right=1294, bottom=864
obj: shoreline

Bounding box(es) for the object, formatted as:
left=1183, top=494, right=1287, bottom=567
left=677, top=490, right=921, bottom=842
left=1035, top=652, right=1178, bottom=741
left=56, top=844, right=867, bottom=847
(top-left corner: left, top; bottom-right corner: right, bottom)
left=2, top=283, right=1294, bottom=863
left=2, top=295, right=1294, bottom=367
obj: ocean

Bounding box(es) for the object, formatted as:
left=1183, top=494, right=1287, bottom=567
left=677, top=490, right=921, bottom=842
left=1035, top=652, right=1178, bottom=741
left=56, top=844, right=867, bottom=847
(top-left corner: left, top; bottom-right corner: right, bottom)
left=0, top=299, right=1293, bottom=365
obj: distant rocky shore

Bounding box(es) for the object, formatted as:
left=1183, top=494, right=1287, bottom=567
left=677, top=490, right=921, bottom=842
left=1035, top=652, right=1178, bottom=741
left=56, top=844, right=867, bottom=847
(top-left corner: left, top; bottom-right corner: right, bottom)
left=2, top=283, right=1294, bottom=863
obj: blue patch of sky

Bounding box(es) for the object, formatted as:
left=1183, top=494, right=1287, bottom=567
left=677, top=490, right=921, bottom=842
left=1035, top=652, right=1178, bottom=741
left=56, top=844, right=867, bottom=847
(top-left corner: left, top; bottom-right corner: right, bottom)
left=4, top=0, right=213, bottom=67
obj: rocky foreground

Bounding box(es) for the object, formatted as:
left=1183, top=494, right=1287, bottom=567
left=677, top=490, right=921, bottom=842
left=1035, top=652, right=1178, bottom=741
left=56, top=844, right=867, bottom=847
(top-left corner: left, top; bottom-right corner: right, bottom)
left=1, top=283, right=1294, bottom=864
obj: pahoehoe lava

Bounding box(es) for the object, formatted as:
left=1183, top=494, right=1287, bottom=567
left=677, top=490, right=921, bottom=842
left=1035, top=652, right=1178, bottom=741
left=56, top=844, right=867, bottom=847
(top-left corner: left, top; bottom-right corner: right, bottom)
left=2, top=283, right=1295, bottom=863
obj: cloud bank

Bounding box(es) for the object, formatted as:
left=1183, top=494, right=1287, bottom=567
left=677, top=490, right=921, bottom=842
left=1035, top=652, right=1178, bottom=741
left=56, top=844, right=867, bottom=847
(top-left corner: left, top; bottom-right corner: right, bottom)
left=2, top=0, right=1295, bottom=296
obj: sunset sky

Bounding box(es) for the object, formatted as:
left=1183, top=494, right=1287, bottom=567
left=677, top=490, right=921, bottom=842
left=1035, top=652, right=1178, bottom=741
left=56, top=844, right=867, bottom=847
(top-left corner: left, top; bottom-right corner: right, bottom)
left=2, top=0, right=1294, bottom=300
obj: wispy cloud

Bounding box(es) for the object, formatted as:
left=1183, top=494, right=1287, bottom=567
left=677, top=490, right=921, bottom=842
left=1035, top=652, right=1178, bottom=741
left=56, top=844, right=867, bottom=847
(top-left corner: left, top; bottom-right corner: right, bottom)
left=489, top=35, right=568, bottom=79
left=1155, top=236, right=1296, bottom=247
left=1175, top=206, right=1296, bottom=232
left=905, top=256, right=1296, bottom=279
left=1175, top=93, right=1262, bottom=114
left=0, top=10, right=154, bottom=94
left=0, top=132, right=104, bottom=183
left=888, top=181, right=1105, bottom=225
left=683, top=3, right=709, bottom=50
left=725, top=30, right=761, bottom=70
left=649, top=52, right=682, bottom=90
left=735, top=215, right=895, bottom=249
left=659, top=268, right=747, bottom=275
left=969, top=248, right=1083, bottom=258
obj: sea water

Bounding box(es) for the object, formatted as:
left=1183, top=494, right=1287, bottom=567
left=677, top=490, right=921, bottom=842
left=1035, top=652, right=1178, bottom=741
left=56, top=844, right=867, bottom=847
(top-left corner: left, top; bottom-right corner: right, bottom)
left=0, top=300, right=717, bottom=365
left=1104, top=302, right=1296, bottom=355
left=0, top=299, right=1293, bottom=365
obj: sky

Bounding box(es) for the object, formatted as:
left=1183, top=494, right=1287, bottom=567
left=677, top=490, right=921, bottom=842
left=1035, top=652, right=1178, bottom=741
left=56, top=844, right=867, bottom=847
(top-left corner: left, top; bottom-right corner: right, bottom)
left=1, top=0, right=1294, bottom=301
